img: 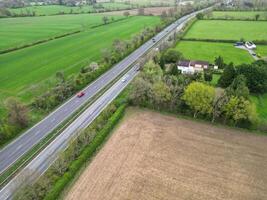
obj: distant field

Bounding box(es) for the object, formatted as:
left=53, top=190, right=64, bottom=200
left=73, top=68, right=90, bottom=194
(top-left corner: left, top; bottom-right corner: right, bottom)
left=184, top=20, right=267, bottom=41
left=175, top=41, right=253, bottom=64
left=0, top=16, right=160, bottom=103
left=210, top=11, right=267, bottom=20
left=256, top=45, right=267, bottom=58
left=251, top=94, right=267, bottom=122
left=115, top=0, right=174, bottom=6
left=8, top=3, right=133, bottom=16
left=0, top=14, right=123, bottom=51
left=65, top=109, right=267, bottom=200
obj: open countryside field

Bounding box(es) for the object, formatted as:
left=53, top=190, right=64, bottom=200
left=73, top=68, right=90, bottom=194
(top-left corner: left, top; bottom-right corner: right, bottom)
left=65, top=109, right=267, bottom=200
left=0, top=14, right=123, bottom=51
left=210, top=11, right=267, bottom=20
left=0, top=16, right=160, bottom=103
left=115, top=0, right=174, bottom=6
left=175, top=41, right=253, bottom=64
left=256, top=45, right=267, bottom=58
left=184, top=20, right=267, bottom=41
left=251, top=94, right=267, bottom=122
left=8, top=3, right=134, bottom=16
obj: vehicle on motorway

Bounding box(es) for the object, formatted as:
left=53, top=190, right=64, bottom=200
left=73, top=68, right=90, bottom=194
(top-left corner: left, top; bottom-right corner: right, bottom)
left=77, top=92, right=85, bottom=98
left=152, top=38, right=156, bottom=43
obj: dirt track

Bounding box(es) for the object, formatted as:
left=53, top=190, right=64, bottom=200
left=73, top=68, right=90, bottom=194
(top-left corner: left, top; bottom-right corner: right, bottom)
left=65, top=108, right=267, bottom=200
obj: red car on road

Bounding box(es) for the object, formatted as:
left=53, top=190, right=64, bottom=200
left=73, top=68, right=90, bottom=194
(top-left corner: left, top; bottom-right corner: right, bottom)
left=77, top=91, right=85, bottom=98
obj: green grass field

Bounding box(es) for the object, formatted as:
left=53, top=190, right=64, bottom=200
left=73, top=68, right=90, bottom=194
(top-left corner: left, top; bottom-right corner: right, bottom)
left=175, top=41, right=253, bottom=64
left=9, top=3, right=133, bottom=16
left=0, top=14, right=123, bottom=51
left=256, top=45, right=267, bottom=58
left=210, top=11, right=267, bottom=20
left=0, top=16, right=160, bottom=103
left=184, top=20, right=267, bottom=41
left=250, top=94, right=267, bottom=122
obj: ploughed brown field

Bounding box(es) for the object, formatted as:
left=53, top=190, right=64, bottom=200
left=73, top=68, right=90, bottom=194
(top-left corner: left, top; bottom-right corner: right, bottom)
left=65, top=108, right=267, bottom=200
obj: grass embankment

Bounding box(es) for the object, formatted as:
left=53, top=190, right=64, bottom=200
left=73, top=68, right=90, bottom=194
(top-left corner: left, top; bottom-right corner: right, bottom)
left=256, top=45, right=267, bottom=58
left=8, top=3, right=133, bottom=16
left=175, top=41, right=253, bottom=65
left=184, top=20, right=267, bottom=41
left=251, top=94, right=267, bottom=123
left=0, top=14, right=123, bottom=51
left=0, top=16, right=160, bottom=105
left=210, top=11, right=267, bottom=20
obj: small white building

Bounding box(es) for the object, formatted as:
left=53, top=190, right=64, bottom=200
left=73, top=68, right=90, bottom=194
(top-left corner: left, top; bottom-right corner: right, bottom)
left=245, top=41, right=256, bottom=50
left=177, top=60, right=209, bottom=74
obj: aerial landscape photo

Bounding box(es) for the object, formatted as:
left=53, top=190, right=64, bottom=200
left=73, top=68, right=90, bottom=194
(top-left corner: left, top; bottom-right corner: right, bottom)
left=0, top=0, right=266, bottom=199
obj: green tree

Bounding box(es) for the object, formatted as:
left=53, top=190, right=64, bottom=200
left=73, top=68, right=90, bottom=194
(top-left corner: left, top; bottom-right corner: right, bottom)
left=162, top=49, right=183, bottom=64
left=102, top=16, right=109, bottom=24
left=255, top=14, right=260, bottom=20
left=151, top=81, right=171, bottom=109
left=182, top=82, right=215, bottom=118
left=214, top=56, right=225, bottom=69
left=237, top=61, right=267, bottom=94
left=196, top=13, right=204, bottom=19
left=223, top=96, right=256, bottom=125
left=204, top=70, right=213, bottom=82
left=226, top=75, right=249, bottom=99
left=212, top=89, right=229, bottom=123
left=218, top=63, right=236, bottom=88
left=142, top=60, right=163, bottom=82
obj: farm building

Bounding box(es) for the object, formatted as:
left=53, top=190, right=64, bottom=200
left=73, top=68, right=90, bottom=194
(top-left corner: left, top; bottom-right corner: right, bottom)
left=177, top=60, right=209, bottom=74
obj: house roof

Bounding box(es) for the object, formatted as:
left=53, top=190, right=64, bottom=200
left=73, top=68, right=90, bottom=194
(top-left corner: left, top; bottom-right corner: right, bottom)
left=178, top=60, right=190, bottom=67
left=190, top=60, right=209, bottom=66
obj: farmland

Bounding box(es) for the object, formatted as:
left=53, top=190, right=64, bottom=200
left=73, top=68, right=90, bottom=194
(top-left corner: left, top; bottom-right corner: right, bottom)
left=0, top=14, right=123, bottom=51
left=65, top=109, right=267, bottom=200
left=175, top=41, right=253, bottom=64
left=210, top=11, right=267, bottom=20
left=184, top=20, right=267, bottom=41
left=8, top=3, right=134, bottom=16
left=0, top=16, right=160, bottom=103
left=256, top=45, right=267, bottom=58
left=251, top=94, right=267, bottom=122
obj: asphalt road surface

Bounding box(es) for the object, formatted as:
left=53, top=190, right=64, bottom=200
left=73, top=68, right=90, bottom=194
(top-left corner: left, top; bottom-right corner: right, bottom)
left=0, top=67, right=139, bottom=200
left=0, top=6, right=208, bottom=175
left=0, top=6, right=212, bottom=199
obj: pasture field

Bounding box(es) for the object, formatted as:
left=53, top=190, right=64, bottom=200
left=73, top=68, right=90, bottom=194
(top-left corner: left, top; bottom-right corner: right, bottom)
left=175, top=41, right=253, bottom=64
left=210, top=11, right=267, bottom=20
left=184, top=20, right=267, bottom=41
left=115, top=0, right=174, bottom=6
left=64, top=109, right=267, bottom=200
left=251, top=94, right=267, bottom=122
left=0, top=16, right=160, bottom=103
left=0, top=14, right=123, bottom=51
left=256, top=45, right=267, bottom=58
left=8, top=3, right=133, bottom=16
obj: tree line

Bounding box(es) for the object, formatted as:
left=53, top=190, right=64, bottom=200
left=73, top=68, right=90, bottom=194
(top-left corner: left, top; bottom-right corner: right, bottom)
left=129, top=49, right=262, bottom=128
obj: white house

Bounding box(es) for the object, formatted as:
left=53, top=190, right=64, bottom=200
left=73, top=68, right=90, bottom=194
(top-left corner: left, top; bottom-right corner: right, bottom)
left=245, top=41, right=256, bottom=50
left=177, top=60, right=209, bottom=74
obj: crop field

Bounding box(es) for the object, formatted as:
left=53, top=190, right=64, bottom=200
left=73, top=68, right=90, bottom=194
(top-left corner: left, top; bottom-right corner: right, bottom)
left=8, top=3, right=133, bottom=16
left=175, top=41, right=253, bottom=64
left=0, top=16, right=160, bottom=103
left=65, top=109, right=267, bottom=200
left=210, top=11, right=267, bottom=20
left=0, top=14, right=123, bottom=51
left=184, top=20, right=267, bottom=41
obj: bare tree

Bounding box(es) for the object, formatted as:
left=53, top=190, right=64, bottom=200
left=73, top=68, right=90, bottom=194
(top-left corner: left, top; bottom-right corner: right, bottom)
left=5, top=98, right=29, bottom=128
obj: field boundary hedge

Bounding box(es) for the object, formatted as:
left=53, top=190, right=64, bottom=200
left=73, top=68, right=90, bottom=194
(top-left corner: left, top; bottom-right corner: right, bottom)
left=181, top=38, right=267, bottom=45
left=203, top=18, right=267, bottom=22
left=43, top=104, right=126, bottom=200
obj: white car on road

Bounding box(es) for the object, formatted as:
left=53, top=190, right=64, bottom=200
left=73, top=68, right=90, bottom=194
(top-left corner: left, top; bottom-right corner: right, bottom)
left=245, top=41, right=256, bottom=49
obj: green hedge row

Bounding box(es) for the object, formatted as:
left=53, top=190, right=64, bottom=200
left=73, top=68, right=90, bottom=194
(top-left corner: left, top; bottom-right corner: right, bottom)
left=181, top=38, right=267, bottom=45
left=43, top=104, right=126, bottom=200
